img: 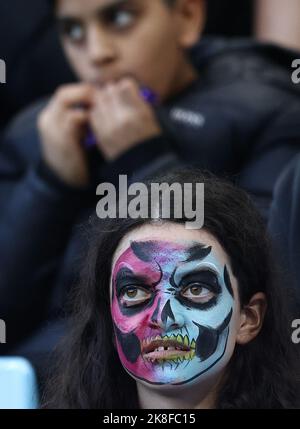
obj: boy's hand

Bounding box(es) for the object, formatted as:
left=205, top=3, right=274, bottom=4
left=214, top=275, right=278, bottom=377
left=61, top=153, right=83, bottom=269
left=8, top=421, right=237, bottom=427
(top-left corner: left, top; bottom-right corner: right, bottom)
left=38, top=84, right=93, bottom=188
left=89, top=78, right=162, bottom=161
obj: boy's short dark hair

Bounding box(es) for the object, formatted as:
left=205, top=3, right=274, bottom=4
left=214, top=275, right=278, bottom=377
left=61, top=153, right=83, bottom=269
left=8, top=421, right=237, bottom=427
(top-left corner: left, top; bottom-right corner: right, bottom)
left=49, top=0, right=177, bottom=9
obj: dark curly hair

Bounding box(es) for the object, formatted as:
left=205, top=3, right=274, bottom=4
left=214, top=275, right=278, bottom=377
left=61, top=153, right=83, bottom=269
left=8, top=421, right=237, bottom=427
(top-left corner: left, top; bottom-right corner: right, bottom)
left=44, top=169, right=300, bottom=409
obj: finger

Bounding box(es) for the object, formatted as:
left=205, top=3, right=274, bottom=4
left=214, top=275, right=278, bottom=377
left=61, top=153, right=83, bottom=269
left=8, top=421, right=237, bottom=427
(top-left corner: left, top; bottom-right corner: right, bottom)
left=69, top=109, right=90, bottom=124
left=54, top=84, right=95, bottom=109
left=116, top=78, right=143, bottom=106
left=94, top=81, right=140, bottom=124
left=61, top=111, right=90, bottom=138
left=91, top=86, right=114, bottom=122
left=104, top=84, right=126, bottom=120
left=96, top=79, right=141, bottom=108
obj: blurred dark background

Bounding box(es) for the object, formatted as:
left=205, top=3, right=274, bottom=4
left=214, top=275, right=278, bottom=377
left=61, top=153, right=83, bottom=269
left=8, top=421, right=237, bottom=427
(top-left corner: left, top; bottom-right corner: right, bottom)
left=0, top=0, right=254, bottom=130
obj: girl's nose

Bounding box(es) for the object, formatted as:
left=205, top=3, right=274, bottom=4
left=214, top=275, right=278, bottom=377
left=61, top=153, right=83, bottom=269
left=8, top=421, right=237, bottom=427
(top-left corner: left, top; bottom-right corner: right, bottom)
left=151, top=299, right=185, bottom=332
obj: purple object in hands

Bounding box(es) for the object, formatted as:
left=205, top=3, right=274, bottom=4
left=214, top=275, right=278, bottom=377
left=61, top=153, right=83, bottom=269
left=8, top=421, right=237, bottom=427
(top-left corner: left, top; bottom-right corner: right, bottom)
left=85, top=131, right=98, bottom=149
left=139, top=86, right=159, bottom=105
left=84, top=86, right=158, bottom=149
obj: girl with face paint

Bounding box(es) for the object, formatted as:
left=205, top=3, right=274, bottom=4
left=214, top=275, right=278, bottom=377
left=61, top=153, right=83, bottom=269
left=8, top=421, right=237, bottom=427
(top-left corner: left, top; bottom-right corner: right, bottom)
left=44, top=170, right=300, bottom=409
left=110, top=234, right=236, bottom=392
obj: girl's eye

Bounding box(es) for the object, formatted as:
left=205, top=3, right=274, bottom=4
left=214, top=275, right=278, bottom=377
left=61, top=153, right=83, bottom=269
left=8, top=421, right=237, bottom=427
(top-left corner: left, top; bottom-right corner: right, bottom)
left=121, top=287, right=151, bottom=307
left=181, top=283, right=216, bottom=304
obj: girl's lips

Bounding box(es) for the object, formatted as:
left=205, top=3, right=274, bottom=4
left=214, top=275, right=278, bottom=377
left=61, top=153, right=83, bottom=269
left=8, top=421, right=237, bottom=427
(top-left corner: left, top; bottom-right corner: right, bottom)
left=142, top=339, right=190, bottom=355
left=144, top=349, right=190, bottom=360
left=141, top=335, right=196, bottom=363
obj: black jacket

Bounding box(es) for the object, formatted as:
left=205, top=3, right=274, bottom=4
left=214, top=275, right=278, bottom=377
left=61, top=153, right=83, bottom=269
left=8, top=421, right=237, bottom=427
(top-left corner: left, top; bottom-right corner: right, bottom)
left=1, top=38, right=300, bottom=348
left=269, top=155, right=300, bottom=307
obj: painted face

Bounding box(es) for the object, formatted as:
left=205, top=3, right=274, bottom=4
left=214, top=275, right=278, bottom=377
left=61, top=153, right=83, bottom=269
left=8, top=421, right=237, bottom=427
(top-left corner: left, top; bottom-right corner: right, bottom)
left=111, top=240, right=235, bottom=386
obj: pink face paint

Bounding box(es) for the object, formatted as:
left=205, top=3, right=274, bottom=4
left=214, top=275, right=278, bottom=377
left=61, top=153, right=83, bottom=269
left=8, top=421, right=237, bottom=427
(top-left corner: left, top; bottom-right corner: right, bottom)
left=111, top=240, right=234, bottom=386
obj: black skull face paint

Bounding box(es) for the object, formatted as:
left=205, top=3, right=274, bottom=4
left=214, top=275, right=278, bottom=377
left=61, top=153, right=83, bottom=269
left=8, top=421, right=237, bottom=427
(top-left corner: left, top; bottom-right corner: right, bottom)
left=111, top=240, right=235, bottom=386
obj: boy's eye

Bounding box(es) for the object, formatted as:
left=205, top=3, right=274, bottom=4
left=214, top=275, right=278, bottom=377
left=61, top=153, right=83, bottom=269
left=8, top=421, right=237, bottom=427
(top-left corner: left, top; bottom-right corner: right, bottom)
left=103, top=9, right=135, bottom=30
left=59, top=21, right=85, bottom=43
left=114, top=10, right=134, bottom=28
left=121, top=286, right=152, bottom=307
left=69, top=24, right=85, bottom=42
left=181, top=283, right=216, bottom=304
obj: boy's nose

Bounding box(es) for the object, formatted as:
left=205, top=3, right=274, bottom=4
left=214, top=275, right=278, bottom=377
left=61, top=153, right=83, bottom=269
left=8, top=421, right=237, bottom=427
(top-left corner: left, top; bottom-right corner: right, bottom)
left=87, top=25, right=117, bottom=66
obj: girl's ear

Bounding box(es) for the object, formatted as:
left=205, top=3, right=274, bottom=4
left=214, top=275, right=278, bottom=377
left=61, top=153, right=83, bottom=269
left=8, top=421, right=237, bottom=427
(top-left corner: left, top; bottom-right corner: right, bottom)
left=175, top=0, right=206, bottom=49
left=236, top=292, right=267, bottom=345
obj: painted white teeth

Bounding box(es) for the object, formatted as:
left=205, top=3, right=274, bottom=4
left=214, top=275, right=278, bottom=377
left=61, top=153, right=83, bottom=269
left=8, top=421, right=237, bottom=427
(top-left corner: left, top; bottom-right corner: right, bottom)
left=143, top=336, right=196, bottom=354
left=183, top=335, right=189, bottom=347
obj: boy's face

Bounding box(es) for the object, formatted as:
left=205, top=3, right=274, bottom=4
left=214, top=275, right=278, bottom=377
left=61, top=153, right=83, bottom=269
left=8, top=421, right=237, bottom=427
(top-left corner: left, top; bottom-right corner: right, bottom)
left=56, top=0, right=203, bottom=100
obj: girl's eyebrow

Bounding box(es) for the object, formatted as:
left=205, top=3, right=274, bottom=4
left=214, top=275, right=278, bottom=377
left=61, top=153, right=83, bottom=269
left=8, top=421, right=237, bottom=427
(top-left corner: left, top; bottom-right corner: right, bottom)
left=115, top=267, right=146, bottom=284
left=114, top=266, right=161, bottom=290
left=171, top=262, right=221, bottom=288
left=169, top=243, right=216, bottom=287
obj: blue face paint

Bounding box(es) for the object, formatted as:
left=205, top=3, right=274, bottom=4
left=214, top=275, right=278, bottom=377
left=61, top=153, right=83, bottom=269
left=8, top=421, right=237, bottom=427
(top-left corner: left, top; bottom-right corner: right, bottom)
left=111, top=240, right=235, bottom=387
